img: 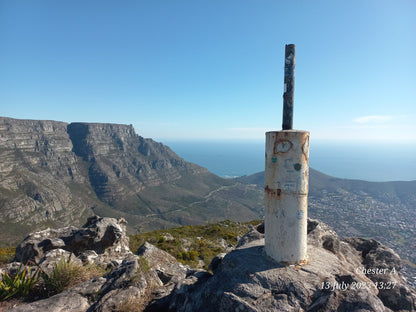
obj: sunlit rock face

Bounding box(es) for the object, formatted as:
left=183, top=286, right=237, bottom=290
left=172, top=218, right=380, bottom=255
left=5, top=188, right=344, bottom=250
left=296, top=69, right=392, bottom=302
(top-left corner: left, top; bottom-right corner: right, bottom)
left=0, top=117, right=212, bottom=244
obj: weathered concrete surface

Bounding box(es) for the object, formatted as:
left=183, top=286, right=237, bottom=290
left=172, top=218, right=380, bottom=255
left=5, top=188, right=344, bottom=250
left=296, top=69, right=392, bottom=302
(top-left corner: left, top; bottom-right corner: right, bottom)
left=265, top=130, right=309, bottom=264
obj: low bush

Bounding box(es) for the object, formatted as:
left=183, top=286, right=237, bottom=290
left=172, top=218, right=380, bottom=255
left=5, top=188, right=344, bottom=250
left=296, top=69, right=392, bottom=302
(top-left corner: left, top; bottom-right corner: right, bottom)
left=0, top=248, right=15, bottom=266
left=129, top=220, right=263, bottom=269
left=0, top=263, right=40, bottom=301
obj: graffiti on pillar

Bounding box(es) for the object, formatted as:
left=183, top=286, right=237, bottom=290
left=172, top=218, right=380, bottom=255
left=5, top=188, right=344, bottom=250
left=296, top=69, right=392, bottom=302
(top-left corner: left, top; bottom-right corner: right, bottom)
left=274, top=140, right=292, bottom=154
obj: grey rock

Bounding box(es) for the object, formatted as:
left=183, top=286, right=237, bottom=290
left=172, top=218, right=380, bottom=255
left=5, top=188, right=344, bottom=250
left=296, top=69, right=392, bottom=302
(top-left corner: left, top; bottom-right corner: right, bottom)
left=91, top=286, right=145, bottom=312
left=5, top=254, right=161, bottom=312
left=13, top=216, right=131, bottom=266
left=88, top=255, right=162, bottom=312
left=70, top=277, right=107, bottom=298
left=6, top=292, right=90, bottom=312
left=216, top=238, right=231, bottom=251
left=79, top=250, right=99, bottom=265
left=136, top=242, right=188, bottom=284
left=236, top=228, right=264, bottom=248
left=3, top=216, right=415, bottom=312
left=13, top=226, right=77, bottom=263
left=208, top=253, right=226, bottom=272
left=345, top=237, right=416, bottom=312
left=162, top=219, right=415, bottom=312
left=38, top=248, right=81, bottom=273
left=1, top=262, right=25, bottom=278
left=166, top=270, right=213, bottom=312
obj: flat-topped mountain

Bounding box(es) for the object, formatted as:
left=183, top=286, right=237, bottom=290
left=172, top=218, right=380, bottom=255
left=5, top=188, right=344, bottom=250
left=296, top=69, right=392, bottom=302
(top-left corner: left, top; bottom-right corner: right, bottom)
left=0, top=117, right=262, bottom=245
left=1, top=116, right=415, bottom=288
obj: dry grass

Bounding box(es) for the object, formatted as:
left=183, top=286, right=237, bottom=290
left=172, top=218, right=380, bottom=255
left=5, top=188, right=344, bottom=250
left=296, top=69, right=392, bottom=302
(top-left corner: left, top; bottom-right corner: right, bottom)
left=115, top=288, right=154, bottom=312
left=40, top=259, right=107, bottom=297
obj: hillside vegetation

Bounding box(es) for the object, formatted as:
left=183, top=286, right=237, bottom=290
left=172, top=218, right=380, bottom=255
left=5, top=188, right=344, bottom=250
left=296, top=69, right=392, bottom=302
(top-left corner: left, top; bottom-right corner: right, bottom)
left=129, top=220, right=262, bottom=269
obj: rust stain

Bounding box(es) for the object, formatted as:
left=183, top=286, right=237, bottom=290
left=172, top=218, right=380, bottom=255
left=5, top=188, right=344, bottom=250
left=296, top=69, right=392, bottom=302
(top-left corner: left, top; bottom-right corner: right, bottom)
left=301, top=134, right=310, bottom=162
left=265, top=185, right=281, bottom=199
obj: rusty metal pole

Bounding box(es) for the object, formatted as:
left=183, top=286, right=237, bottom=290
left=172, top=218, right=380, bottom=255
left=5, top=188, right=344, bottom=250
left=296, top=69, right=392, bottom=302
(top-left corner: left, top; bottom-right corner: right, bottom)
left=282, top=44, right=295, bottom=130
left=265, top=44, right=310, bottom=264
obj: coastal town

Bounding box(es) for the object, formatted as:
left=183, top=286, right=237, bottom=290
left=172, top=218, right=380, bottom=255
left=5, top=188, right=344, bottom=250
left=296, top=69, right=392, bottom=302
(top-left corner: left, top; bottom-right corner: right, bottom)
left=308, top=188, right=416, bottom=288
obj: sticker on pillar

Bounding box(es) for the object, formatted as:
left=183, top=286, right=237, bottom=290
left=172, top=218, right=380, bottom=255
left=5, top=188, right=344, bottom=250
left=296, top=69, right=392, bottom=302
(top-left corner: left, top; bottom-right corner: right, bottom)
left=294, top=163, right=301, bottom=171
left=271, top=155, right=277, bottom=163
left=296, top=210, right=304, bottom=220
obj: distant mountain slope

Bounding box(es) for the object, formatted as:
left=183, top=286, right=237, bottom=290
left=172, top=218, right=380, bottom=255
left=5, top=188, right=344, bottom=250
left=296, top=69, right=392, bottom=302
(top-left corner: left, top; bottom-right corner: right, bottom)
left=237, top=168, right=416, bottom=202
left=0, top=117, right=263, bottom=245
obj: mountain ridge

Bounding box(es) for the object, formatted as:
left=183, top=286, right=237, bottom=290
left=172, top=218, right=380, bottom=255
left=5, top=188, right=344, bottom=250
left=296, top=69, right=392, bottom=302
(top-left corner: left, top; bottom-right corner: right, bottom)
left=1, top=116, right=415, bottom=287
left=0, top=117, right=262, bottom=245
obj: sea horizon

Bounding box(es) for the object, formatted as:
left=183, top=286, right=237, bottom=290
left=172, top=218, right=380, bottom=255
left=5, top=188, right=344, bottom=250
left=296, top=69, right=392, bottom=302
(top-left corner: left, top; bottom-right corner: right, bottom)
left=163, top=139, right=416, bottom=182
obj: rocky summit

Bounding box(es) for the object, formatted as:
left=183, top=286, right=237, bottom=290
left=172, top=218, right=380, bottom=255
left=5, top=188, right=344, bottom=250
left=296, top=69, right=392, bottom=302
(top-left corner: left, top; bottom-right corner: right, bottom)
left=1, top=216, right=415, bottom=312
left=0, top=117, right=263, bottom=245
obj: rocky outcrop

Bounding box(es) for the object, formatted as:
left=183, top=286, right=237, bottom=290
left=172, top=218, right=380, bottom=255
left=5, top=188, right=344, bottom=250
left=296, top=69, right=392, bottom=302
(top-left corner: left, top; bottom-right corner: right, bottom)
left=154, top=219, right=416, bottom=312
left=136, top=242, right=189, bottom=284
left=2, top=217, right=162, bottom=312
left=1, top=217, right=415, bottom=311
left=345, top=237, right=416, bottom=312
left=6, top=255, right=162, bottom=312
left=13, top=216, right=131, bottom=267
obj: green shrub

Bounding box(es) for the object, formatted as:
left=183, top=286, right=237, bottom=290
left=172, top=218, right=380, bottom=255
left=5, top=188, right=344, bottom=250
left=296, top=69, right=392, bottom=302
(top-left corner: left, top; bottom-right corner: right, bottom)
left=157, top=236, right=166, bottom=244
left=0, top=263, right=40, bottom=301
left=138, top=256, right=150, bottom=273
left=177, top=250, right=199, bottom=261
left=129, top=219, right=263, bottom=270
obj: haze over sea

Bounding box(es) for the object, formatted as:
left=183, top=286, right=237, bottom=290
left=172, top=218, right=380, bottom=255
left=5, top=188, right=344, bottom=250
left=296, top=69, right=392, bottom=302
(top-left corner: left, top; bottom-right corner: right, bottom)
left=164, top=140, right=416, bottom=182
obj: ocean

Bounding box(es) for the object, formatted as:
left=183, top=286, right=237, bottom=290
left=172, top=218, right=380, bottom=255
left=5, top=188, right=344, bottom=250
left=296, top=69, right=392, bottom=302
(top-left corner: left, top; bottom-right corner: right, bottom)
left=163, top=140, right=416, bottom=182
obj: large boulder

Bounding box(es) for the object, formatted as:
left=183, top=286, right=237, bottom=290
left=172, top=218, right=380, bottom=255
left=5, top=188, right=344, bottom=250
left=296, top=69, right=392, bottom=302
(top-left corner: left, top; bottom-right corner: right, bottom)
left=13, top=216, right=131, bottom=267
left=88, top=255, right=162, bottom=312
left=136, top=242, right=189, bottom=284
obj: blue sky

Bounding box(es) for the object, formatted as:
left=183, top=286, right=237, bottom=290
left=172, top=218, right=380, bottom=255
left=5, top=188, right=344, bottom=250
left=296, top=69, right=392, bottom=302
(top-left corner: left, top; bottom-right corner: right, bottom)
left=1, top=0, right=415, bottom=142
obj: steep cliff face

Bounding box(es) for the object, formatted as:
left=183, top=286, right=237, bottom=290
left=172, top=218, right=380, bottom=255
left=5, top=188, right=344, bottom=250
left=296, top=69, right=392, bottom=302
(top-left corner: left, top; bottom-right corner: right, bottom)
left=0, top=117, right=92, bottom=240
left=0, top=117, right=261, bottom=245
left=67, top=122, right=206, bottom=206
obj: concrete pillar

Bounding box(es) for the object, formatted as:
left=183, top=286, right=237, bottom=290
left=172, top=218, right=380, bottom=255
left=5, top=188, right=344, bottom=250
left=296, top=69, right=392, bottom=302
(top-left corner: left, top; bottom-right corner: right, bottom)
left=265, top=130, right=309, bottom=264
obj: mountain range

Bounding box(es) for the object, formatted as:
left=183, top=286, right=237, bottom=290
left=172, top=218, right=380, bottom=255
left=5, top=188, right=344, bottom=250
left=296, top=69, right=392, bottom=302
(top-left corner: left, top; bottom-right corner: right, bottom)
left=0, top=116, right=415, bottom=287
left=0, top=117, right=262, bottom=245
